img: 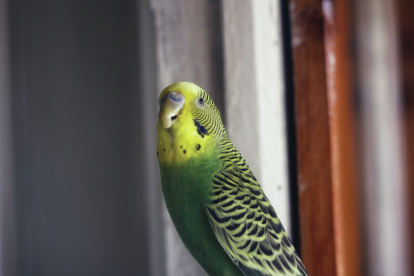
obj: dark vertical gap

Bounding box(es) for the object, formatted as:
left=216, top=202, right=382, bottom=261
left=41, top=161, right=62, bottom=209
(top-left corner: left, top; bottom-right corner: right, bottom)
left=397, top=0, right=414, bottom=273
left=0, top=0, right=17, bottom=275
left=280, top=0, right=302, bottom=257
left=7, top=0, right=34, bottom=274
left=349, top=1, right=367, bottom=274
left=212, top=0, right=226, bottom=127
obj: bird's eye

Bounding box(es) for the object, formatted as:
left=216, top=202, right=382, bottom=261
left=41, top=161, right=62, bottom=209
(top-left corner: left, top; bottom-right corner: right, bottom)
left=197, top=97, right=205, bottom=108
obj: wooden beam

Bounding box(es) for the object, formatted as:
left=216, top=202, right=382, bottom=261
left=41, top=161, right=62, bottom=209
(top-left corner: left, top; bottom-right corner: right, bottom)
left=322, top=1, right=360, bottom=275
left=397, top=0, right=414, bottom=273
left=288, top=0, right=336, bottom=275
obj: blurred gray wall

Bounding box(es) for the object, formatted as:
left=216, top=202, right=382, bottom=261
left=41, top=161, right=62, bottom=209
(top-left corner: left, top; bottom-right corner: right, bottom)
left=0, top=0, right=16, bottom=275
left=7, top=1, right=154, bottom=275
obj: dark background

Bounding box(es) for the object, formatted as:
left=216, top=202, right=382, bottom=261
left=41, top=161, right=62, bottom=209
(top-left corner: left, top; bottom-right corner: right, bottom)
left=8, top=1, right=151, bottom=275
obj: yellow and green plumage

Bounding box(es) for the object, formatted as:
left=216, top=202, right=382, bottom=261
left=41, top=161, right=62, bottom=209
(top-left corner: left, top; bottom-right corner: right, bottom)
left=157, top=82, right=309, bottom=276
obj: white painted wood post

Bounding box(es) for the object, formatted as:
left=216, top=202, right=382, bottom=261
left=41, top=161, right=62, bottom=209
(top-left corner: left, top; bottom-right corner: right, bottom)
left=355, top=0, right=410, bottom=275
left=222, top=0, right=291, bottom=235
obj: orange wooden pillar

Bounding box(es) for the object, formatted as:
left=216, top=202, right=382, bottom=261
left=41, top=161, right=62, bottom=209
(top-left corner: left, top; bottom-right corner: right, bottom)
left=322, top=0, right=360, bottom=275
left=289, top=1, right=336, bottom=275
left=398, top=0, right=414, bottom=274
left=289, top=0, right=360, bottom=275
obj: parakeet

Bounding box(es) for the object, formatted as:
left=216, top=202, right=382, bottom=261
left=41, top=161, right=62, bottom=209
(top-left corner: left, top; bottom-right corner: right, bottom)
left=157, top=82, right=308, bottom=276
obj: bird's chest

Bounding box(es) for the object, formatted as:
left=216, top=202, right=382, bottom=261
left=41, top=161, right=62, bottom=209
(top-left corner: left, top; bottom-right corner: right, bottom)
left=161, top=172, right=239, bottom=275
left=160, top=162, right=218, bottom=249
left=160, top=162, right=215, bottom=230
left=159, top=155, right=245, bottom=276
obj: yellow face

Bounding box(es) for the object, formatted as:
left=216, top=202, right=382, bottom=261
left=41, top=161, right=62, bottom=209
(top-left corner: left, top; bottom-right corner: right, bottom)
left=157, top=82, right=224, bottom=166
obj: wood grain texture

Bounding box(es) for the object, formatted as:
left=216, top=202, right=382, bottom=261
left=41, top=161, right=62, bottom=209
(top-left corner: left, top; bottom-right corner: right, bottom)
left=322, top=1, right=361, bottom=275
left=289, top=0, right=337, bottom=275
left=398, top=0, right=414, bottom=273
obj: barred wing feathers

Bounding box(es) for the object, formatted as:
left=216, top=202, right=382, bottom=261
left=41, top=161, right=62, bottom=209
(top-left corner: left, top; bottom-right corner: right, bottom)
left=206, top=142, right=308, bottom=276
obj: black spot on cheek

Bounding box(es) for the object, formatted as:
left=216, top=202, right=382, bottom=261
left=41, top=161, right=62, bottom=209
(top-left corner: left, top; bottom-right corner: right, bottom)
left=195, top=144, right=201, bottom=151
left=164, top=149, right=166, bottom=151
left=180, top=145, right=183, bottom=148
left=193, top=119, right=209, bottom=138
left=183, top=150, right=186, bottom=154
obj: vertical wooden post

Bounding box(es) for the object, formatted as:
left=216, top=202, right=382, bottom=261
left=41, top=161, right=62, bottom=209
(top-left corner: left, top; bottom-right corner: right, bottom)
left=397, top=0, right=414, bottom=274
left=288, top=0, right=336, bottom=275
left=322, top=0, right=360, bottom=275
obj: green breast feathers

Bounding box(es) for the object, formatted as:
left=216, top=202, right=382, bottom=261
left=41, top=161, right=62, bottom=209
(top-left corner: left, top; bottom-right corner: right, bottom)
left=157, top=82, right=309, bottom=276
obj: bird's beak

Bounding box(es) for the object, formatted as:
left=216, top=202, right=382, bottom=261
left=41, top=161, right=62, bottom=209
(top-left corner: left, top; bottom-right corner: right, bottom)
left=160, top=92, right=185, bottom=129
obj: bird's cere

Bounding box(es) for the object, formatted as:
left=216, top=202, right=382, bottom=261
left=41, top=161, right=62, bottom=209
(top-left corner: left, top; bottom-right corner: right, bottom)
left=161, top=92, right=185, bottom=129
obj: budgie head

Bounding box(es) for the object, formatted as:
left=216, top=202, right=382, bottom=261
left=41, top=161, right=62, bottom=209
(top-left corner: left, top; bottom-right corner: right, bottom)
left=157, top=82, right=226, bottom=165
